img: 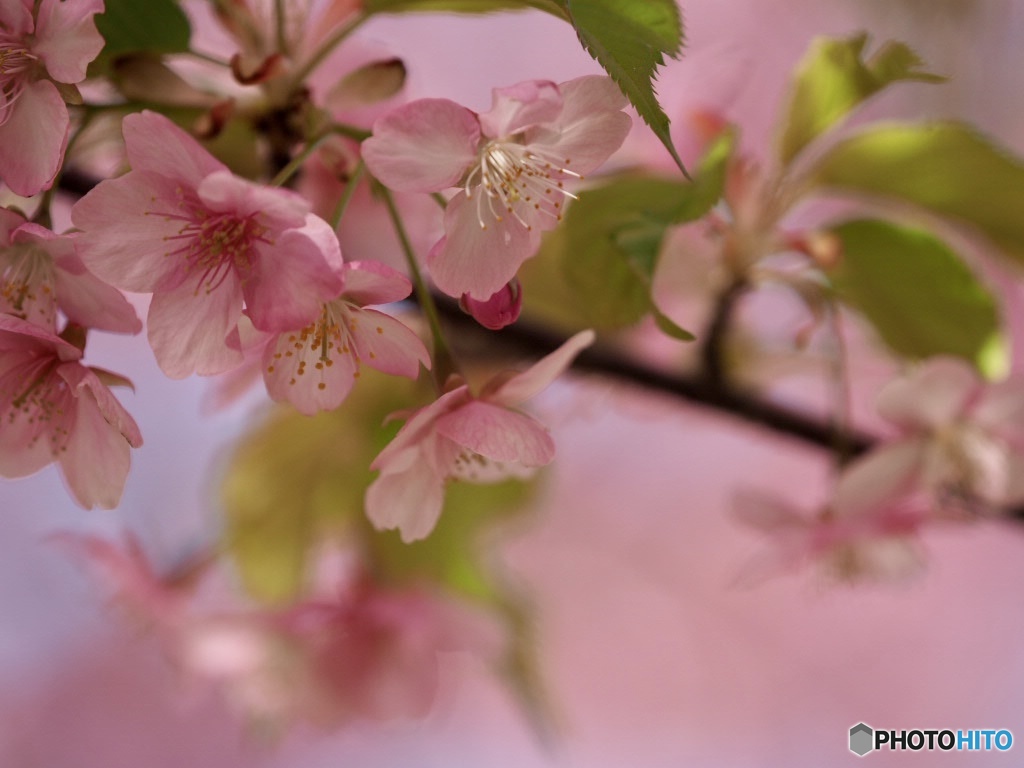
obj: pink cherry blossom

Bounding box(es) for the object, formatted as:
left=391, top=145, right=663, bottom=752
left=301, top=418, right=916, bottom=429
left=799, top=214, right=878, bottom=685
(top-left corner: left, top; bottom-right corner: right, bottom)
left=734, top=474, right=931, bottom=586
left=0, top=208, right=141, bottom=334
left=460, top=276, right=523, bottom=330
left=366, top=329, right=595, bottom=542
left=71, top=111, right=345, bottom=378
left=0, top=0, right=105, bottom=195
left=848, top=357, right=1024, bottom=514
left=363, top=76, right=632, bottom=300
left=0, top=315, right=142, bottom=509
left=262, top=259, right=430, bottom=415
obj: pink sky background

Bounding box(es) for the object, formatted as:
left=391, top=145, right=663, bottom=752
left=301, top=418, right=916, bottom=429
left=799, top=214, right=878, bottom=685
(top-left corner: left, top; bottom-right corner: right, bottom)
left=3, top=1, right=1024, bottom=766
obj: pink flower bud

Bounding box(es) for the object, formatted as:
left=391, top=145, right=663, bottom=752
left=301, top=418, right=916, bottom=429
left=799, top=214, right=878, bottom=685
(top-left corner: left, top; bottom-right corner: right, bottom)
left=460, top=278, right=523, bottom=330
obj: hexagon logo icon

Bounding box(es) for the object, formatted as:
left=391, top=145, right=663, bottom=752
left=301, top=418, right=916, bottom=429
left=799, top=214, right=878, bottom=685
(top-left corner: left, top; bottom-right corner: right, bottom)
left=850, top=723, right=874, bottom=756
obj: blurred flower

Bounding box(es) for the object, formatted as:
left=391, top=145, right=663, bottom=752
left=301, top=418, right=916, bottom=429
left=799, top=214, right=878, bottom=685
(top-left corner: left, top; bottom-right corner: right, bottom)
left=71, top=111, right=344, bottom=378
left=852, top=356, right=1024, bottom=514
left=262, top=260, right=430, bottom=415
left=735, top=474, right=930, bottom=586
left=0, top=0, right=105, bottom=195
left=460, top=277, right=523, bottom=331
left=0, top=315, right=142, bottom=509
left=366, top=329, right=594, bottom=542
left=0, top=208, right=140, bottom=334
left=363, top=76, right=631, bottom=299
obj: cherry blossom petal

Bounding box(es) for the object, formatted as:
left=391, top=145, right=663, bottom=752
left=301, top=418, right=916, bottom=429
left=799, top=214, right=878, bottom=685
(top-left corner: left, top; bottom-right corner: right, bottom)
left=32, top=0, right=104, bottom=83
left=428, top=191, right=538, bottom=300
left=262, top=330, right=357, bottom=415
left=0, top=402, right=56, bottom=477
left=479, top=79, right=562, bottom=138
left=122, top=111, right=226, bottom=187
left=53, top=260, right=142, bottom=334
left=371, top=387, right=468, bottom=474
left=0, top=79, right=68, bottom=196
left=434, top=400, right=554, bottom=467
left=341, top=261, right=412, bottom=306
left=833, top=439, right=927, bottom=518
left=349, top=308, right=429, bottom=378
left=365, top=448, right=446, bottom=543
left=197, top=170, right=308, bottom=230
left=72, top=170, right=191, bottom=292
left=0, top=0, right=33, bottom=35
left=486, top=329, right=595, bottom=406
left=244, top=215, right=344, bottom=331
left=148, top=277, right=245, bottom=378
left=527, top=75, right=632, bottom=175
left=363, top=99, right=481, bottom=193
left=733, top=489, right=808, bottom=532
left=56, top=364, right=140, bottom=509
left=972, top=379, right=1024, bottom=448
left=876, top=357, right=980, bottom=431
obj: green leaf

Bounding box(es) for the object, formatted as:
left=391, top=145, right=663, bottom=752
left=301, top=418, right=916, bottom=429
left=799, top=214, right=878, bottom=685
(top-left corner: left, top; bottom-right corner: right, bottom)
left=221, top=372, right=417, bottom=603
left=363, top=0, right=568, bottom=18
left=550, top=129, right=734, bottom=331
left=563, top=0, right=688, bottom=175
left=811, top=122, right=1024, bottom=267
left=778, top=33, right=942, bottom=165
left=829, top=219, right=1005, bottom=375
left=95, top=0, right=192, bottom=61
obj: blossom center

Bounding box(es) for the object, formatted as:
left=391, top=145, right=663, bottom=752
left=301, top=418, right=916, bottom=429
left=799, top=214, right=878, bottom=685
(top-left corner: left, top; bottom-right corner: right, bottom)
left=465, top=141, right=580, bottom=232
left=157, top=199, right=270, bottom=294
left=266, top=303, right=362, bottom=390
left=0, top=41, right=35, bottom=125
left=0, top=243, right=55, bottom=320
left=4, top=357, right=71, bottom=457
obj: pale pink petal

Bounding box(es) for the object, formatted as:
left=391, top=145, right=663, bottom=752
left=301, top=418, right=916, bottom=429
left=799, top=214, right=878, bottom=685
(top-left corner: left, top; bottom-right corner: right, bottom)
left=31, top=0, right=104, bottom=83
left=833, top=439, right=927, bottom=518
left=342, top=260, right=412, bottom=306
left=480, top=80, right=562, bottom=138
left=972, top=379, right=1024, bottom=448
left=148, top=277, right=245, bottom=378
left=245, top=215, right=343, bottom=331
left=526, top=75, right=632, bottom=176
left=56, top=364, right=140, bottom=509
left=733, top=489, right=808, bottom=532
left=49, top=245, right=142, bottom=334
left=876, top=357, right=979, bottom=431
left=428, top=191, right=538, bottom=300
left=261, top=329, right=357, bottom=415
left=0, top=313, right=81, bottom=360
left=348, top=307, right=429, bottom=378
left=363, top=99, right=480, bottom=193
left=0, top=79, right=67, bottom=196
left=487, top=329, right=595, bottom=406
left=0, top=402, right=56, bottom=477
left=122, top=111, right=226, bottom=186
left=434, top=400, right=554, bottom=467
left=0, top=0, right=33, bottom=35
left=196, top=170, right=308, bottom=229
left=365, top=449, right=446, bottom=543
left=370, top=387, right=468, bottom=471
left=72, top=170, right=192, bottom=292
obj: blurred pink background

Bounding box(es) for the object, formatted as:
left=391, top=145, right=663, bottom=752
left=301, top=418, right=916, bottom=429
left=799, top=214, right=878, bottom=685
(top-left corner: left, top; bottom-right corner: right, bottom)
left=3, top=2, right=1024, bottom=766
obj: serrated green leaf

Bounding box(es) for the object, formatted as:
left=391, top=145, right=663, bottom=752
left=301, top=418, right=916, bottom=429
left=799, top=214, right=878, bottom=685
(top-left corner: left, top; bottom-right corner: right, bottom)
left=564, top=0, right=687, bottom=175
left=553, top=129, right=733, bottom=331
left=811, top=122, right=1024, bottom=267
left=778, top=33, right=942, bottom=165
left=95, top=0, right=192, bottom=62
left=830, top=219, right=1005, bottom=374
left=363, top=0, right=568, bottom=18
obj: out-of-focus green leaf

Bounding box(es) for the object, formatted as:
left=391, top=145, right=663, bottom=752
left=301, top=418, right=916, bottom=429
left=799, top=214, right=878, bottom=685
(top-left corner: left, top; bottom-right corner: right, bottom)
left=778, top=33, right=942, bottom=165
left=363, top=0, right=568, bottom=18
left=830, top=219, right=1006, bottom=376
left=811, top=122, right=1024, bottom=267
left=95, top=0, right=192, bottom=62
left=545, top=129, right=733, bottom=332
left=562, top=0, right=688, bottom=175
left=221, top=372, right=417, bottom=603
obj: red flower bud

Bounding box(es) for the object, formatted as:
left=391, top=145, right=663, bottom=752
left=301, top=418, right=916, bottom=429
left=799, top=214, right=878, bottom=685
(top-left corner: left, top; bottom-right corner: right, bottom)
left=460, top=278, right=523, bottom=330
